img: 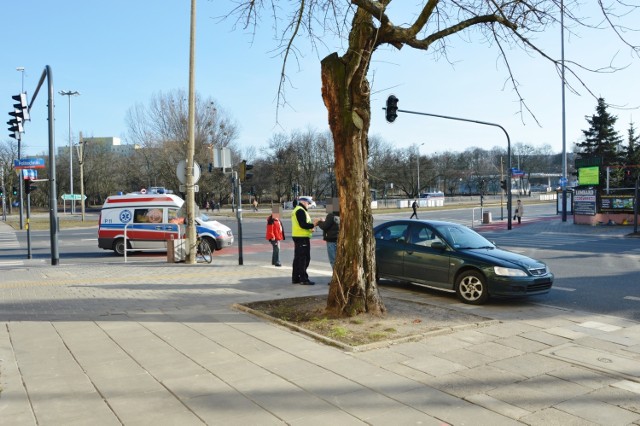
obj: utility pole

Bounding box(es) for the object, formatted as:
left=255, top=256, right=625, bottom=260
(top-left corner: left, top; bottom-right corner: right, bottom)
left=59, top=90, right=80, bottom=214
left=185, top=0, right=197, bottom=263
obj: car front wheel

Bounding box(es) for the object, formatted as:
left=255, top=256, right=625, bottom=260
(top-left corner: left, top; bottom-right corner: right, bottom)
left=455, top=270, right=489, bottom=305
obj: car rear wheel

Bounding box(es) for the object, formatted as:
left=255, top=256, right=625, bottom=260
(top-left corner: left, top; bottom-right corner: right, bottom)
left=455, top=270, right=489, bottom=305
left=113, top=239, right=129, bottom=256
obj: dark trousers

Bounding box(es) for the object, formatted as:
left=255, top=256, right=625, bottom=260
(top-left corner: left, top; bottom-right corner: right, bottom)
left=292, top=237, right=311, bottom=282
left=270, top=240, right=280, bottom=265
left=410, top=210, right=418, bottom=219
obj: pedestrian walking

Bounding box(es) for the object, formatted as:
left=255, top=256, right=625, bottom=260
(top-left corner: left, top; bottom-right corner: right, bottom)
left=410, top=199, right=418, bottom=219
left=265, top=207, right=285, bottom=267
left=291, top=196, right=320, bottom=285
left=317, top=199, right=340, bottom=269
left=252, top=198, right=259, bottom=212
left=515, top=199, right=524, bottom=224
left=205, top=201, right=210, bottom=212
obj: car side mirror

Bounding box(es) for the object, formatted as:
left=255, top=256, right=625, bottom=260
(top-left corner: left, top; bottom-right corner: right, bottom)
left=431, top=241, right=447, bottom=251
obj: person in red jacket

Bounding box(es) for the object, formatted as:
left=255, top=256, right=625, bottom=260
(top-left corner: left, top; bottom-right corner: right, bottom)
left=265, top=208, right=285, bottom=267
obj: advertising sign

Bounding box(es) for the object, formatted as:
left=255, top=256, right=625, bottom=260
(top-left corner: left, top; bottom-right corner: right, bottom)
left=600, top=194, right=635, bottom=213
left=578, top=166, right=599, bottom=186
left=573, top=188, right=597, bottom=216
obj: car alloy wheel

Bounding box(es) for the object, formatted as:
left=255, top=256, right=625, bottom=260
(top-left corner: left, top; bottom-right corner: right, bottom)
left=455, top=270, right=489, bottom=305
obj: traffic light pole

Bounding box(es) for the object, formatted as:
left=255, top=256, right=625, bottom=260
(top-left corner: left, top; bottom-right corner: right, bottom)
left=29, top=65, right=60, bottom=265
left=235, top=171, right=244, bottom=265
left=386, top=107, right=513, bottom=230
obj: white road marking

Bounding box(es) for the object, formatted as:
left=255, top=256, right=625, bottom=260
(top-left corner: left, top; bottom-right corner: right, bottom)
left=552, top=286, right=576, bottom=292
left=623, top=296, right=640, bottom=301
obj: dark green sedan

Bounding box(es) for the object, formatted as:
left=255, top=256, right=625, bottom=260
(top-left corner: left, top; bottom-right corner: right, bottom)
left=374, top=220, right=554, bottom=304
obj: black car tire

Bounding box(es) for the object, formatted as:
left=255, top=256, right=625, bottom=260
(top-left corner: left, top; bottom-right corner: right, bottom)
left=455, top=270, right=489, bottom=305
left=113, top=238, right=129, bottom=256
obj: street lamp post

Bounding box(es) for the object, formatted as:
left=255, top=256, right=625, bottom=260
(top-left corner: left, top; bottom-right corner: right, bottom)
left=417, top=142, right=425, bottom=197
left=59, top=90, right=80, bottom=214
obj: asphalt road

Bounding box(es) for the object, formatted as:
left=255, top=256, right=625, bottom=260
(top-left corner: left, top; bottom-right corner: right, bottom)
left=3, top=201, right=639, bottom=321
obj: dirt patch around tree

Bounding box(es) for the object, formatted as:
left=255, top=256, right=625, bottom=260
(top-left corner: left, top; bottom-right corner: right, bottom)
left=235, top=294, right=496, bottom=351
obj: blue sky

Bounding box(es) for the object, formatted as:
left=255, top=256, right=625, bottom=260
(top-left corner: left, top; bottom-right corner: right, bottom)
left=2, top=0, right=639, bottom=161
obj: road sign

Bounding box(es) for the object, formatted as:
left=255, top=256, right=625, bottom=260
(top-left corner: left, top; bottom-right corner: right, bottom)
left=176, top=160, right=201, bottom=184
left=559, top=177, right=568, bottom=187
left=14, top=158, right=45, bottom=169
left=61, top=194, right=86, bottom=201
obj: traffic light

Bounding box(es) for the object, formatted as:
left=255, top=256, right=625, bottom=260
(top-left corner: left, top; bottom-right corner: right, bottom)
left=500, top=180, right=507, bottom=191
left=0, top=188, right=3, bottom=197
left=11, top=93, right=30, bottom=121
left=25, top=180, right=32, bottom=195
left=238, top=160, right=246, bottom=181
left=385, top=95, right=399, bottom=123
left=12, top=186, right=18, bottom=196
left=238, top=160, right=254, bottom=181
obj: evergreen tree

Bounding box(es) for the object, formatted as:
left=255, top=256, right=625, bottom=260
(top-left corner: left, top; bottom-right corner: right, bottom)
left=577, top=98, right=624, bottom=187
left=577, top=98, right=624, bottom=166
left=625, top=121, right=640, bottom=185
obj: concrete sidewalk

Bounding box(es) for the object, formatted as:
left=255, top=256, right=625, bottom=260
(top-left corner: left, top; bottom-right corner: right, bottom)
left=1, top=220, right=639, bottom=425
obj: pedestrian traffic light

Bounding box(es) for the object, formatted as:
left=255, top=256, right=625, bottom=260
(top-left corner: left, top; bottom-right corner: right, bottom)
left=12, top=186, right=18, bottom=196
left=500, top=180, right=507, bottom=191
left=0, top=188, right=3, bottom=197
left=245, top=162, right=254, bottom=180
left=385, top=95, right=399, bottom=123
left=25, top=180, right=32, bottom=195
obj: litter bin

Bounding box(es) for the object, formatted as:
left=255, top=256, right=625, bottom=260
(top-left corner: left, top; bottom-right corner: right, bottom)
left=482, top=211, right=492, bottom=224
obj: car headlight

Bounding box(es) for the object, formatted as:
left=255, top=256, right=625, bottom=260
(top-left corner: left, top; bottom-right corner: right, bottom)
left=494, top=266, right=528, bottom=277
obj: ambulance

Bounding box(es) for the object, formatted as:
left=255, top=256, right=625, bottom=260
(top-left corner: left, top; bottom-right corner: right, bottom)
left=98, top=192, right=234, bottom=256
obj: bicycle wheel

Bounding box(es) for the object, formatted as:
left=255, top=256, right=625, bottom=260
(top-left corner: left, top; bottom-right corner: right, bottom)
left=198, top=239, right=213, bottom=264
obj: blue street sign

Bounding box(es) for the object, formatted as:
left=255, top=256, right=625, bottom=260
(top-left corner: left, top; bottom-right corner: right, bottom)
left=14, top=158, right=45, bottom=169
left=559, top=177, right=568, bottom=187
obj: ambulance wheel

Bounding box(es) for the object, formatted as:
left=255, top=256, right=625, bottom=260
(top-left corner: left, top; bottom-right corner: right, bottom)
left=113, top=239, right=129, bottom=256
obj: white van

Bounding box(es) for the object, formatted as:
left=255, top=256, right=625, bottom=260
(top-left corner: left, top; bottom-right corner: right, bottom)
left=98, top=193, right=234, bottom=256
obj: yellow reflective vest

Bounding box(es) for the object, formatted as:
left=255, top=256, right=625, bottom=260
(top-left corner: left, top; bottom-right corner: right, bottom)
left=291, top=205, right=313, bottom=238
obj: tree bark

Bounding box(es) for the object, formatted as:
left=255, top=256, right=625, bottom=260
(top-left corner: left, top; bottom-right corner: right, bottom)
left=321, top=10, right=385, bottom=317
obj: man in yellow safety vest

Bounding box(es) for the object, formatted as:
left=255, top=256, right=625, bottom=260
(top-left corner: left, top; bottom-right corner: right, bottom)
left=291, top=196, right=320, bottom=285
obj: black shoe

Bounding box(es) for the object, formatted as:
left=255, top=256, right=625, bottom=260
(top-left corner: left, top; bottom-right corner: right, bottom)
left=300, top=281, right=315, bottom=285
left=275, top=263, right=282, bottom=267
left=292, top=281, right=300, bottom=284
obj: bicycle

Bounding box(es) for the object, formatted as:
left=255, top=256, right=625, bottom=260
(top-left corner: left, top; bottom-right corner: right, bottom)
left=196, top=234, right=213, bottom=264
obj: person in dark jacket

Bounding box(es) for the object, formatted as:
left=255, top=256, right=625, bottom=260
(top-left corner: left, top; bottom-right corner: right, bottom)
left=317, top=200, right=340, bottom=269
left=265, top=208, right=285, bottom=266
left=291, top=196, right=320, bottom=285
left=410, top=199, right=418, bottom=219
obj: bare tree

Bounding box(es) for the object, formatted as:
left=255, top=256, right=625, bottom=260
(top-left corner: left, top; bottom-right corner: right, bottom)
left=229, top=0, right=639, bottom=316
left=125, top=90, right=240, bottom=197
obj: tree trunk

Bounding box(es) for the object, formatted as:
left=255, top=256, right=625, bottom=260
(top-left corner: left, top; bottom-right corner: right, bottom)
left=321, top=10, right=385, bottom=317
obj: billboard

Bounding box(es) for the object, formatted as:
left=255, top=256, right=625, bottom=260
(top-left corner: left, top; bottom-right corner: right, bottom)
left=578, top=166, right=599, bottom=186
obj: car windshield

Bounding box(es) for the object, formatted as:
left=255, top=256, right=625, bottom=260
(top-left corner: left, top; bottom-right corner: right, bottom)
left=199, top=214, right=211, bottom=222
left=433, top=223, right=494, bottom=249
